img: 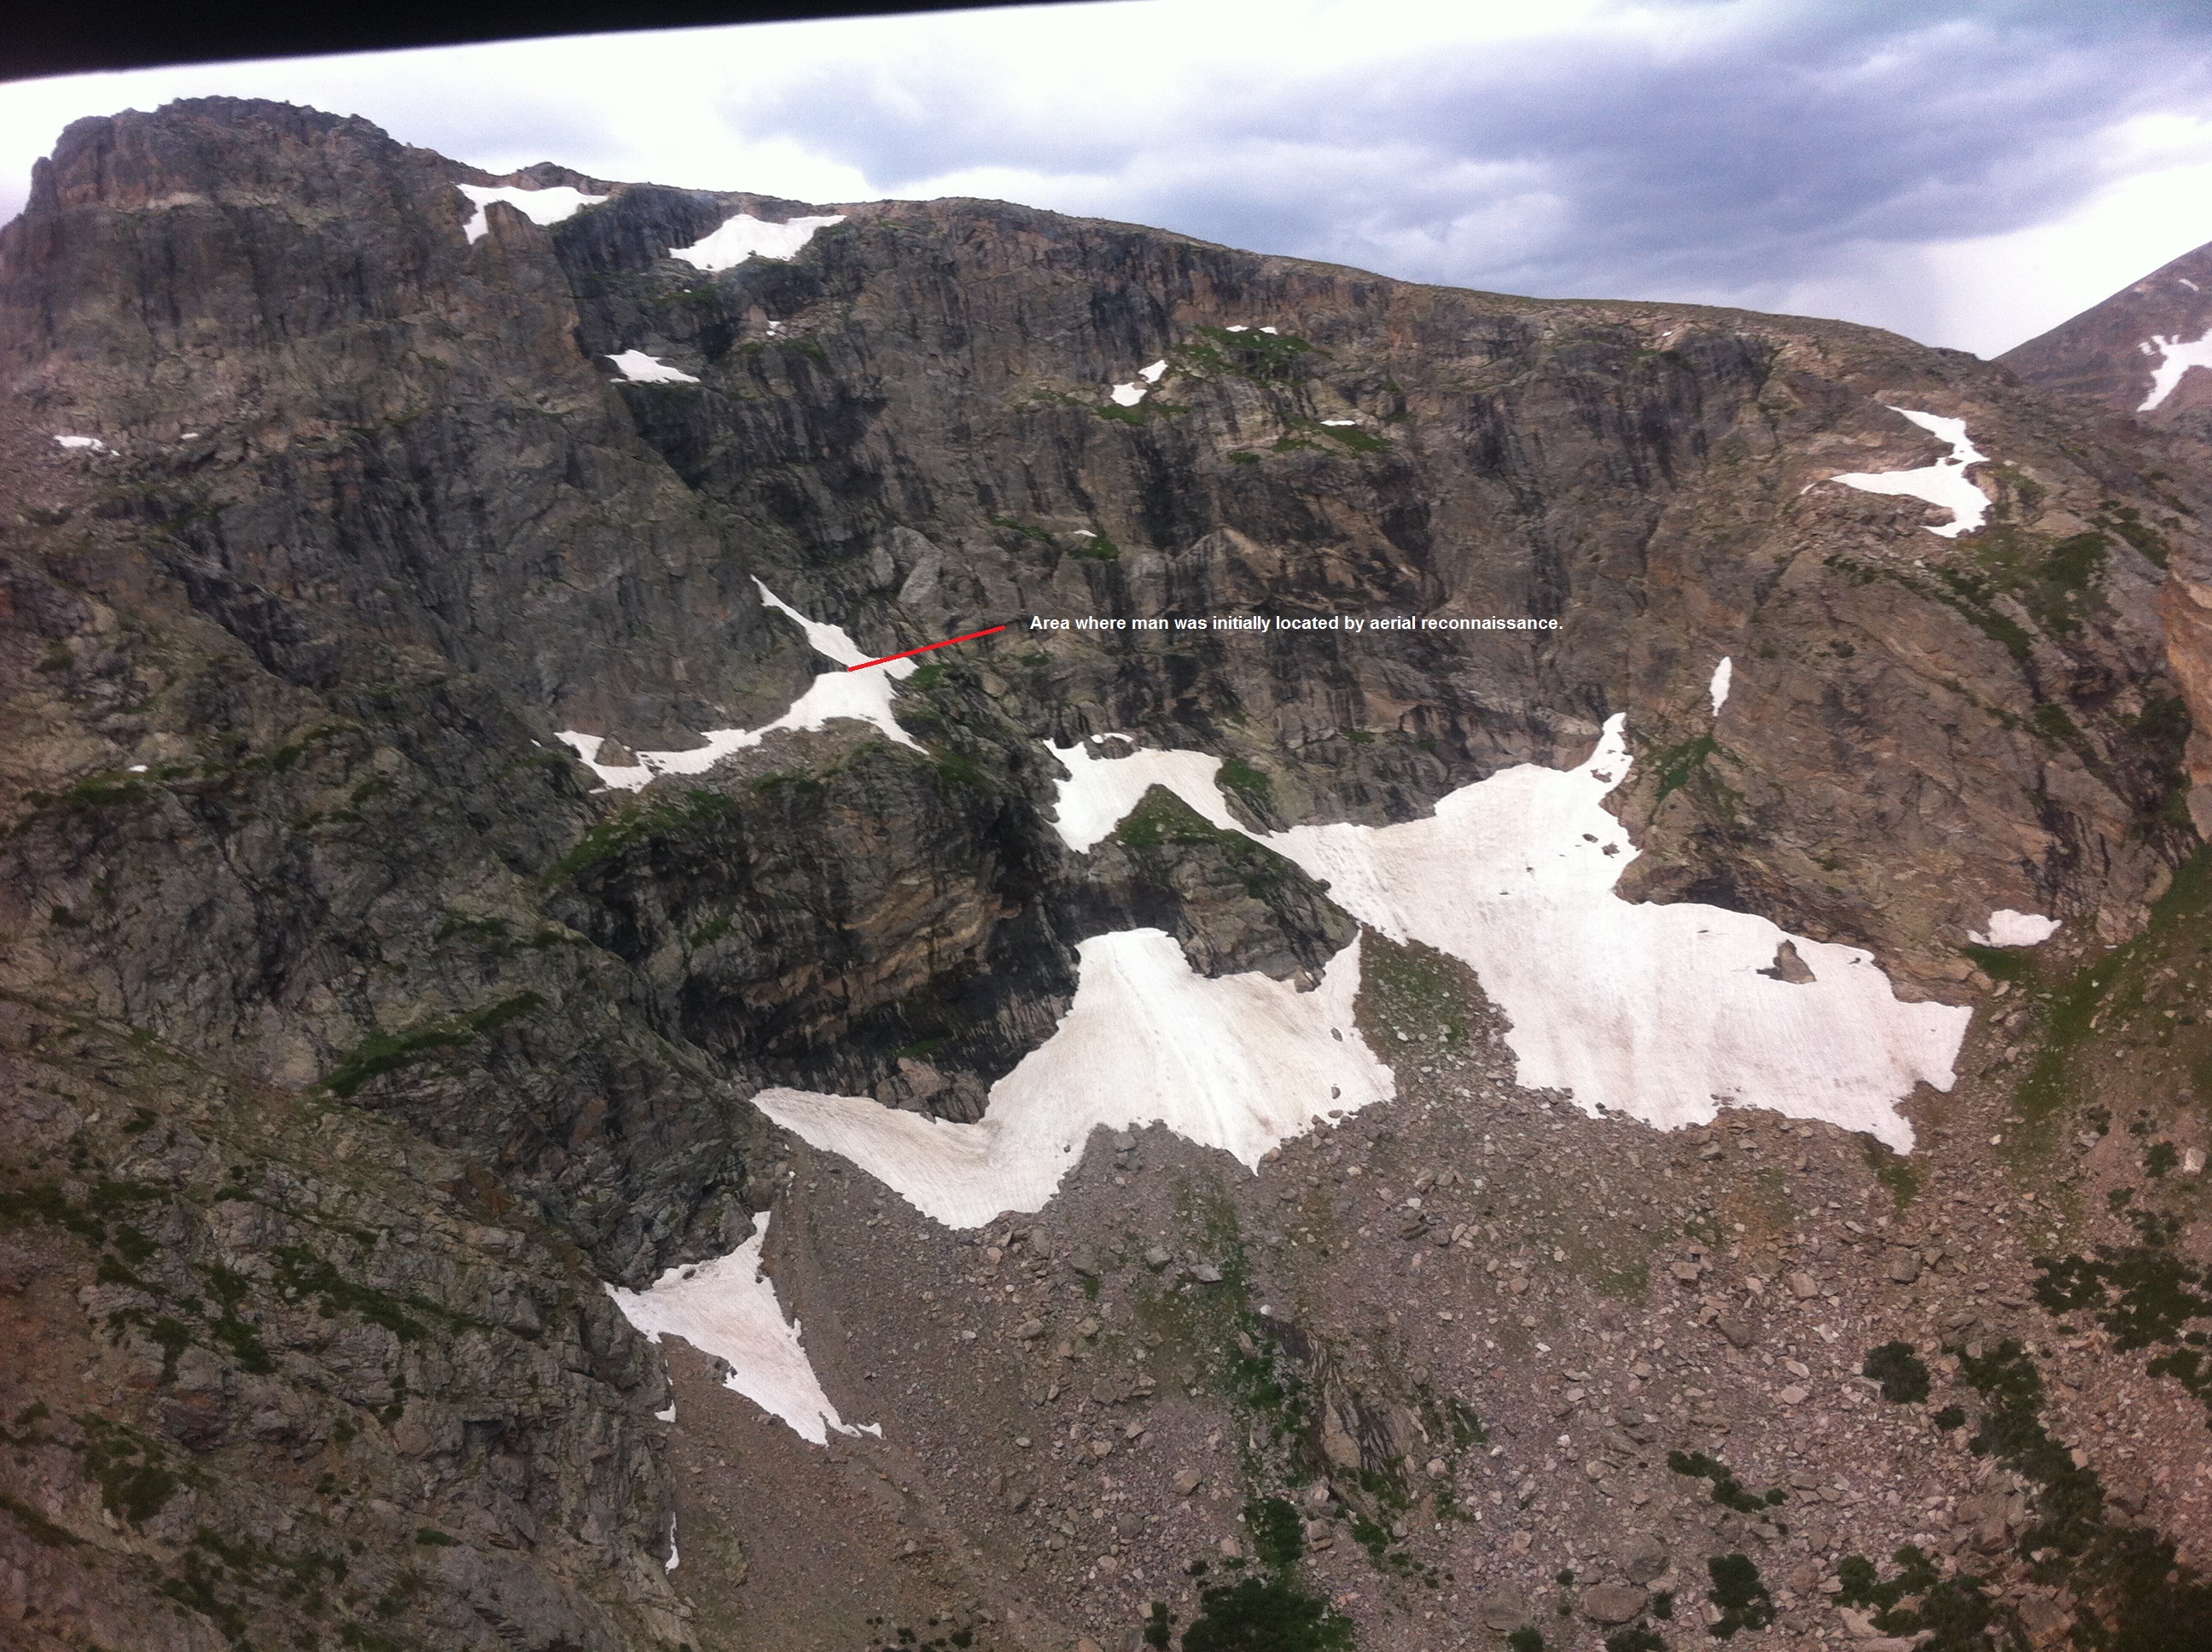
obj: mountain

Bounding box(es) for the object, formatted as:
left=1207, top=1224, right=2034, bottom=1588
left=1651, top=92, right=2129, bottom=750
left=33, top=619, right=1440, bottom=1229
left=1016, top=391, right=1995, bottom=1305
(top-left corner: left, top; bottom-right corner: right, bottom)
left=2001, top=239, right=2212, bottom=428
left=2000, top=241, right=2212, bottom=902
left=5, top=96, right=2212, bottom=1652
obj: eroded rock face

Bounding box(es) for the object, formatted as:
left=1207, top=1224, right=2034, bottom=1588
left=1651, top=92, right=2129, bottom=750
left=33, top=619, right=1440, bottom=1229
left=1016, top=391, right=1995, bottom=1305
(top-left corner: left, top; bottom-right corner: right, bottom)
left=0, top=998, right=682, bottom=1652
left=1999, top=238, right=2212, bottom=846
left=2, top=96, right=2208, bottom=1648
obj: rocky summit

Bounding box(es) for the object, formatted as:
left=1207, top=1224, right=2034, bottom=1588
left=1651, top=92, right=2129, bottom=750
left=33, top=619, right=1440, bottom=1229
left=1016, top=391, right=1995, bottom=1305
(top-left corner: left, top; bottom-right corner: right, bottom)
left=5, top=96, right=2212, bottom=1652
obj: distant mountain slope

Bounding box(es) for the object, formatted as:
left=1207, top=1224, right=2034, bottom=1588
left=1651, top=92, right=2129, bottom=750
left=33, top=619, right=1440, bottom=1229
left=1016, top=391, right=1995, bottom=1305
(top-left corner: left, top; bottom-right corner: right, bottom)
left=2000, top=239, right=2212, bottom=425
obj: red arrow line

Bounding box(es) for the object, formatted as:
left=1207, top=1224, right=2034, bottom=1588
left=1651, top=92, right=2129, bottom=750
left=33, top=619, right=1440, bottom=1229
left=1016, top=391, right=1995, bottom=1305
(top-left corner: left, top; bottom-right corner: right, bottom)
left=847, top=623, right=1009, bottom=672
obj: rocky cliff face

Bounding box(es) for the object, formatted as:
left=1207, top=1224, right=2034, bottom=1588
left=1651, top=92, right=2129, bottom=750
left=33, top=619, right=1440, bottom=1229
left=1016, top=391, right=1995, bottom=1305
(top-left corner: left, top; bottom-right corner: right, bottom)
left=2000, top=242, right=2212, bottom=838
left=5, top=97, right=2212, bottom=1652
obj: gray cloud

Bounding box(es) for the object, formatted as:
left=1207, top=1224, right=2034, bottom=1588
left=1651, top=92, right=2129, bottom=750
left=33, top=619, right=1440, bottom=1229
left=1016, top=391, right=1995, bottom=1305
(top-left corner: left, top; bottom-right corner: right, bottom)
left=733, top=0, right=2212, bottom=331
left=7, top=1, right=2211, bottom=352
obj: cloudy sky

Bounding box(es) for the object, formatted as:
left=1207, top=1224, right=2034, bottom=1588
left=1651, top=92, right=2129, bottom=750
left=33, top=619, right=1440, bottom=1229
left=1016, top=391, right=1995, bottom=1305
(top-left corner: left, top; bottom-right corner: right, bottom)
left=3, top=0, right=2210, bottom=357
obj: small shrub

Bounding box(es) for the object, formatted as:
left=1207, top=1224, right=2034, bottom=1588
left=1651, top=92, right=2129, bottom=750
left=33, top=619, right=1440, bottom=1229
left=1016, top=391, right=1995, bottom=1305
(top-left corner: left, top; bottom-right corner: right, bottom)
left=1707, top=1554, right=1774, bottom=1637
left=1243, top=1495, right=1304, bottom=1568
left=1864, top=1341, right=1932, bottom=1404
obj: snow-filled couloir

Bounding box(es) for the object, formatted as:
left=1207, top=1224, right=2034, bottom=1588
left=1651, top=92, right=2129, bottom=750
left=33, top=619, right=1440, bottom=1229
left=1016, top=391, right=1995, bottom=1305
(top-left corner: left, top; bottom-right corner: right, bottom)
left=555, top=581, right=917, bottom=790
left=1827, top=407, right=1992, bottom=538
left=2139, top=331, right=2212, bottom=411
left=605, top=1212, right=876, bottom=1446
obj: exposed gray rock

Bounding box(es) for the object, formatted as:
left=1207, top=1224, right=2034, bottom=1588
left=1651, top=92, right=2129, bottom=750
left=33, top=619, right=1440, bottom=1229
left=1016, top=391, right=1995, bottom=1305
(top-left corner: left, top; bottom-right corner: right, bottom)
left=1581, top=1583, right=1649, bottom=1624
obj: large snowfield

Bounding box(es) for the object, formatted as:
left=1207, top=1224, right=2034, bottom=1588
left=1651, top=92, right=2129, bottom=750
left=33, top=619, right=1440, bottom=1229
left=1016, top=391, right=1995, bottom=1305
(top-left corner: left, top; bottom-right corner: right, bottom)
left=753, top=928, right=1391, bottom=1229
left=1018, top=715, right=1967, bottom=1157
left=590, top=625, right=1982, bottom=1443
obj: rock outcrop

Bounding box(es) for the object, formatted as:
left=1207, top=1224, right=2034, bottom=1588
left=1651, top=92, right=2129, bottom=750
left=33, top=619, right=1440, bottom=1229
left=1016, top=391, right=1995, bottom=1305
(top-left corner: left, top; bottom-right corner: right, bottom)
left=2000, top=240, right=2212, bottom=837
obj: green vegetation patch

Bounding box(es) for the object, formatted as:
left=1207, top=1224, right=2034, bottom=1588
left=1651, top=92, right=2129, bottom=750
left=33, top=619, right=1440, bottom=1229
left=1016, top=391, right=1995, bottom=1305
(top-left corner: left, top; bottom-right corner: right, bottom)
left=2093, top=501, right=2172, bottom=569
left=1667, top=1451, right=1786, bottom=1516
left=1960, top=524, right=2110, bottom=637
left=545, top=788, right=736, bottom=882
left=0, top=1492, right=79, bottom=1548
left=1184, top=326, right=1323, bottom=385
left=1320, top=424, right=1393, bottom=455
left=80, top=1416, right=180, bottom=1525
left=986, top=513, right=1058, bottom=544
left=1835, top=1547, right=2006, bottom=1650
left=319, top=992, right=544, bottom=1098
left=1955, top=1336, right=2212, bottom=1645
left=2015, top=846, right=2212, bottom=1132
left=1218, top=755, right=1272, bottom=799
left=1861, top=1137, right=1920, bottom=1208
left=1115, top=787, right=1249, bottom=850
left=1359, top=934, right=1474, bottom=1049
left=1179, top=1574, right=1354, bottom=1652
left=1243, top=1496, right=1304, bottom=1568
left=1650, top=735, right=1717, bottom=805
left=1862, top=1341, right=1932, bottom=1404
left=1704, top=1554, right=1774, bottom=1638
left=2034, top=1211, right=2212, bottom=1426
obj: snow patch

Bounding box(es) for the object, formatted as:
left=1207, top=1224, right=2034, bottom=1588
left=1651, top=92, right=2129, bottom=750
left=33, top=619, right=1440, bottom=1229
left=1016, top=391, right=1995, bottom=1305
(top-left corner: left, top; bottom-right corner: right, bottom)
left=1139, top=359, right=1168, bottom=383
left=1041, top=724, right=1965, bottom=1151
left=1109, top=381, right=1148, bottom=406
left=2139, top=332, right=2212, bottom=411
left=1322, top=418, right=1358, bottom=427
left=554, top=582, right=916, bottom=792
left=1046, top=737, right=1247, bottom=852
left=665, top=1517, right=679, bottom=1572
left=1828, top=407, right=1991, bottom=538
left=607, top=1212, right=873, bottom=1446
left=655, top=1402, right=676, bottom=1423
left=669, top=212, right=845, bottom=272
left=456, top=183, right=605, bottom=242
left=753, top=928, right=1390, bottom=1229
left=606, top=349, right=700, bottom=384
left=1970, top=910, right=2059, bottom=947
left=1709, top=656, right=1733, bottom=715
left=52, top=434, right=108, bottom=451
